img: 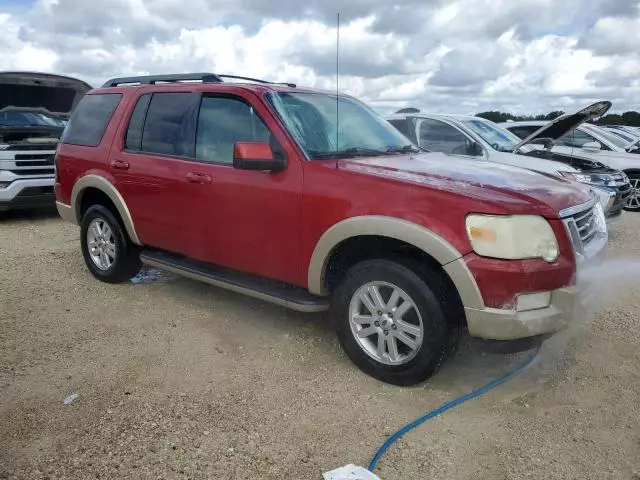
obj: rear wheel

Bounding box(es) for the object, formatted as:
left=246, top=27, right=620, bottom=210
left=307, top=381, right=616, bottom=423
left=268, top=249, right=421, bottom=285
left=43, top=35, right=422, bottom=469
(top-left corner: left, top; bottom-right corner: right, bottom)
left=80, top=205, right=141, bottom=283
left=625, top=173, right=640, bottom=212
left=331, top=259, right=457, bottom=386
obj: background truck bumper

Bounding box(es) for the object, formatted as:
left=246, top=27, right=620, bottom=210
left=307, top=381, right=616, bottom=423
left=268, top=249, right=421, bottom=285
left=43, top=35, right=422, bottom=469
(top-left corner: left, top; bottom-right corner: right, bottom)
left=0, top=177, right=55, bottom=212
left=464, top=286, right=581, bottom=340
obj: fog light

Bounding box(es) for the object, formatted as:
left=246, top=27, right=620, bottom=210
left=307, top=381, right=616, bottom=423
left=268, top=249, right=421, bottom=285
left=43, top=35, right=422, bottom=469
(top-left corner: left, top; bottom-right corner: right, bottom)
left=0, top=181, right=10, bottom=189
left=516, top=291, right=551, bottom=311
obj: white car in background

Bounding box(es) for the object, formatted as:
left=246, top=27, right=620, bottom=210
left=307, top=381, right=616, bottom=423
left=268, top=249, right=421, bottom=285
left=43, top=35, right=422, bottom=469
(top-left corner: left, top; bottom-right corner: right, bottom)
left=385, top=102, right=632, bottom=221
left=600, top=125, right=640, bottom=153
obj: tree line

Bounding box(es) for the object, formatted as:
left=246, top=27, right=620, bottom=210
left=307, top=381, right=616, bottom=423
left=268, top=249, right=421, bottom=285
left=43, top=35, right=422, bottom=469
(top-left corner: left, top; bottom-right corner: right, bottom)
left=476, top=110, right=640, bottom=126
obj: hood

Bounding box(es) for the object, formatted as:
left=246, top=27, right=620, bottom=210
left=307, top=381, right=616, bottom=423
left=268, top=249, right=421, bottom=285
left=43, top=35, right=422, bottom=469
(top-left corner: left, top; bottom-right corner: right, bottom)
left=512, top=101, right=612, bottom=152
left=0, top=71, right=92, bottom=118
left=489, top=150, right=580, bottom=175
left=338, top=152, right=593, bottom=218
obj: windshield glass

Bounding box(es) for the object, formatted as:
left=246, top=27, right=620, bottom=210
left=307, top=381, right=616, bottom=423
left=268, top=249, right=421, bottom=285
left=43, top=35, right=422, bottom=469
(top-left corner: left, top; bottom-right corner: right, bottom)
left=582, top=124, right=629, bottom=150
left=461, top=118, right=529, bottom=152
left=0, top=110, right=66, bottom=127
left=266, top=92, right=414, bottom=159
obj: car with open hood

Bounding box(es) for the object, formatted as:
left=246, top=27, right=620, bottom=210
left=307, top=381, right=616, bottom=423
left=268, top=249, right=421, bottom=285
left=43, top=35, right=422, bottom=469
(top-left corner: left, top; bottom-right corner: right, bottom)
left=0, top=71, right=91, bottom=211
left=55, top=72, right=606, bottom=386
left=499, top=101, right=640, bottom=212
left=385, top=104, right=631, bottom=221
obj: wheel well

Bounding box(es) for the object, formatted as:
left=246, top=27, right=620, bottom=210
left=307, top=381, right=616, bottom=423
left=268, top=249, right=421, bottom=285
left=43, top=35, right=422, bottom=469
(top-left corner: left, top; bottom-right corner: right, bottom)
left=324, top=235, right=465, bottom=326
left=78, top=187, right=120, bottom=222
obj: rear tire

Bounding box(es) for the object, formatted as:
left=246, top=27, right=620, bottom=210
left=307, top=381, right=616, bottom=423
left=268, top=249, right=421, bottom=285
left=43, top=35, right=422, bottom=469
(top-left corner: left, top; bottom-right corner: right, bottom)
left=624, top=173, right=640, bottom=211
left=331, top=259, right=458, bottom=386
left=80, top=205, right=141, bottom=283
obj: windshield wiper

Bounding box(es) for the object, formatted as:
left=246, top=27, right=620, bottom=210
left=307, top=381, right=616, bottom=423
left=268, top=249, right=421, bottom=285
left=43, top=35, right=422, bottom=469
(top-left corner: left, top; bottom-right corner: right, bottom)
left=311, top=147, right=390, bottom=159
left=385, top=144, right=425, bottom=154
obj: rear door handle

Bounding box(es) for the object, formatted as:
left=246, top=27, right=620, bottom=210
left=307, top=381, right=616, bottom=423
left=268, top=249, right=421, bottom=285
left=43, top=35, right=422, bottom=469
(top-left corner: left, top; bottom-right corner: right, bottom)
left=185, top=172, right=212, bottom=184
left=111, top=159, right=130, bottom=170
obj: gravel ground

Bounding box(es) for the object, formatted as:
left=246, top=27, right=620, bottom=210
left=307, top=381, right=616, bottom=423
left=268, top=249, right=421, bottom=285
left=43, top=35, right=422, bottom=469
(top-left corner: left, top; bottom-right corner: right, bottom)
left=1, top=208, right=639, bottom=480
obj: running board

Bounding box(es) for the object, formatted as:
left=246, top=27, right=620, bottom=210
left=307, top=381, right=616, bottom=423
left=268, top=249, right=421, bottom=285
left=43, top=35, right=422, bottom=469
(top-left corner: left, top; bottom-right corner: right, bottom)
left=140, top=249, right=330, bottom=313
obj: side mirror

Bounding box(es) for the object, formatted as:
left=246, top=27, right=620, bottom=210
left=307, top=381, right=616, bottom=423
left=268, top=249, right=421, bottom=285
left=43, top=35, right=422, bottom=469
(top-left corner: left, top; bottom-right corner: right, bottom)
left=582, top=141, right=601, bottom=152
left=233, top=142, right=285, bottom=172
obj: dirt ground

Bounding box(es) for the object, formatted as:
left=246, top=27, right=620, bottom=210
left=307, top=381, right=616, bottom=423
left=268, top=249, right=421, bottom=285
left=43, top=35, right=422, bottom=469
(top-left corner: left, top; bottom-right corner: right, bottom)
left=1, top=208, right=639, bottom=480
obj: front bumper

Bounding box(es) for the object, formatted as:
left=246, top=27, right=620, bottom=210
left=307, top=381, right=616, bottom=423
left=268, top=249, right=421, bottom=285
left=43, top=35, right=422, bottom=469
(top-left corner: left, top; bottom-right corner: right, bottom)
left=448, top=197, right=606, bottom=341
left=592, top=184, right=631, bottom=221
left=0, top=176, right=55, bottom=211
left=464, top=286, right=581, bottom=340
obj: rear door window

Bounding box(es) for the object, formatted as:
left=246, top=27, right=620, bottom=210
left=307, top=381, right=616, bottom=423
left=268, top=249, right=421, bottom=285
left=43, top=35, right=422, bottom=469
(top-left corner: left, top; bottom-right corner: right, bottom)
left=60, top=93, right=122, bottom=147
left=140, top=92, right=198, bottom=157
left=124, top=94, right=151, bottom=151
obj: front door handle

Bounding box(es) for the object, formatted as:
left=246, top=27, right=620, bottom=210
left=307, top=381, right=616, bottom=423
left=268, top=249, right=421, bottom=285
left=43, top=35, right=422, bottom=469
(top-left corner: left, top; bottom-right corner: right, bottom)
left=186, top=172, right=212, bottom=184
left=111, top=159, right=130, bottom=170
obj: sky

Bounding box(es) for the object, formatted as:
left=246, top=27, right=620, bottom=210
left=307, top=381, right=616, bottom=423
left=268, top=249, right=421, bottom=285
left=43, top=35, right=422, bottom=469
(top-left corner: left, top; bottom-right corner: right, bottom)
left=0, top=0, right=638, bottom=115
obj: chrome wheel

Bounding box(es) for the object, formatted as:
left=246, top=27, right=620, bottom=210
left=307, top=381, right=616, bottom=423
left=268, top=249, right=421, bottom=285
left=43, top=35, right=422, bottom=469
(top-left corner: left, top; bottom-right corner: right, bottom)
left=349, top=281, right=424, bottom=366
left=86, top=218, right=116, bottom=270
left=627, top=177, right=640, bottom=210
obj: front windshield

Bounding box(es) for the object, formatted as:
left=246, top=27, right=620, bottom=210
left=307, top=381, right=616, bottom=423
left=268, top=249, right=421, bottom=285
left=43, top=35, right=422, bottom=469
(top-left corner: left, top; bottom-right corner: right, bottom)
left=583, top=124, right=629, bottom=150
left=0, top=110, right=66, bottom=127
left=266, top=91, right=415, bottom=159
left=461, top=118, right=527, bottom=152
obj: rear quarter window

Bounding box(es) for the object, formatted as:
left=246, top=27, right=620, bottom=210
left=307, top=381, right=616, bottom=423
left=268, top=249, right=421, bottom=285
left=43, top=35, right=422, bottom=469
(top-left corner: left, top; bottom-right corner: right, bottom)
left=60, top=93, right=122, bottom=147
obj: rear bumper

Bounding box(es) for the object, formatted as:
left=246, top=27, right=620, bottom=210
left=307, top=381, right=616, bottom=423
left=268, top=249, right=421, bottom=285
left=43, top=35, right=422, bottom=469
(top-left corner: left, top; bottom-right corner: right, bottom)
left=0, top=177, right=55, bottom=211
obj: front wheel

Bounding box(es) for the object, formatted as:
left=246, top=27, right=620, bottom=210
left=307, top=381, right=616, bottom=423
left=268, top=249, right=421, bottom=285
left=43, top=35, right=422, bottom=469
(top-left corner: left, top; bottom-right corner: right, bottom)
left=625, top=173, right=640, bottom=211
left=331, top=259, right=455, bottom=386
left=80, top=205, right=142, bottom=283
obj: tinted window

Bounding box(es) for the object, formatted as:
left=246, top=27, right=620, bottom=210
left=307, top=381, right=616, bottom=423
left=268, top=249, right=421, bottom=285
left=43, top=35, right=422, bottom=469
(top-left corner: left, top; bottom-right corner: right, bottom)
left=141, top=93, right=195, bottom=157
left=125, top=94, right=151, bottom=151
left=417, top=119, right=476, bottom=155
left=196, top=96, right=277, bottom=164
left=60, top=94, right=122, bottom=147
left=506, top=126, right=539, bottom=140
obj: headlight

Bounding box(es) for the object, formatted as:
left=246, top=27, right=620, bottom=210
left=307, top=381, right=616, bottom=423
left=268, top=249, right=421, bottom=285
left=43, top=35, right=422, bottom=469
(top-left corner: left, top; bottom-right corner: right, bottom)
left=560, top=171, right=617, bottom=187
left=465, top=214, right=559, bottom=262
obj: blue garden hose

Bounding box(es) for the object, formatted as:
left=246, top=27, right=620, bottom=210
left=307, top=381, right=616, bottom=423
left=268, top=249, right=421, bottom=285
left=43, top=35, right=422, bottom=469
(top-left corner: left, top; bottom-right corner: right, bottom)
left=367, top=346, right=543, bottom=473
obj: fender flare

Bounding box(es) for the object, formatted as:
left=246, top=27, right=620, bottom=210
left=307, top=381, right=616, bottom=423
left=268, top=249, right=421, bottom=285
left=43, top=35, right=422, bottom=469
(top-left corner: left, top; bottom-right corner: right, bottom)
left=71, top=174, right=142, bottom=245
left=306, top=215, right=483, bottom=308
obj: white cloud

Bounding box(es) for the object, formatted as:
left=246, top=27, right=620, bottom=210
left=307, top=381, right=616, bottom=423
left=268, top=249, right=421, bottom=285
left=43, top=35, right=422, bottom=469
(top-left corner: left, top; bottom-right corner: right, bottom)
left=0, top=0, right=639, bottom=115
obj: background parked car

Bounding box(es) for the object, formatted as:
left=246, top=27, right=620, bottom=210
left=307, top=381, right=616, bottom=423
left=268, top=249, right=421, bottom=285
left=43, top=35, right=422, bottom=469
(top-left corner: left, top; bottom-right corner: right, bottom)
left=500, top=107, right=640, bottom=212
left=0, top=71, right=91, bottom=212
left=600, top=125, right=640, bottom=153
left=385, top=105, right=631, bottom=221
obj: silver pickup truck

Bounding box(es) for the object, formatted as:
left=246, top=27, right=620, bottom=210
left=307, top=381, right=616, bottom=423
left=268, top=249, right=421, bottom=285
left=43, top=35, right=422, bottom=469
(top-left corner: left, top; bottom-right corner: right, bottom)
left=0, top=72, right=90, bottom=212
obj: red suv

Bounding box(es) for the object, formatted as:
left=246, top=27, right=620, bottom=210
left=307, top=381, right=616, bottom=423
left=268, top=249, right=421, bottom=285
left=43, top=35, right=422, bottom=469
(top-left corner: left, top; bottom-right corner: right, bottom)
left=54, top=73, right=607, bottom=385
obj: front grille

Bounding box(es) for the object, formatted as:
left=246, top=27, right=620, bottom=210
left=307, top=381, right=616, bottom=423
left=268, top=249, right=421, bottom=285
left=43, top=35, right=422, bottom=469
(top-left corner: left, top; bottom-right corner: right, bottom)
left=3, top=143, right=55, bottom=151
left=1, top=151, right=56, bottom=176
left=572, top=207, right=598, bottom=245
left=562, top=199, right=607, bottom=260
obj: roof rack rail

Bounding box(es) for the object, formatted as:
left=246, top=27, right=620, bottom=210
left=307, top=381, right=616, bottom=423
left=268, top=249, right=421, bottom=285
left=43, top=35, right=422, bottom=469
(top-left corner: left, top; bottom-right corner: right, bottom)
left=101, top=72, right=297, bottom=89
left=217, top=74, right=297, bottom=88
left=101, top=73, right=223, bottom=87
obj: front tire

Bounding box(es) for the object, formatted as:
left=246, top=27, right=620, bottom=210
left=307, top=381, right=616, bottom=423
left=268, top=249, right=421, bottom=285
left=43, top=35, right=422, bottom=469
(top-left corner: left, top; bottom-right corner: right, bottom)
left=624, top=173, right=640, bottom=211
left=80, top=205, right=141, bottom=283
left=331, top=259, right=456, bottom=386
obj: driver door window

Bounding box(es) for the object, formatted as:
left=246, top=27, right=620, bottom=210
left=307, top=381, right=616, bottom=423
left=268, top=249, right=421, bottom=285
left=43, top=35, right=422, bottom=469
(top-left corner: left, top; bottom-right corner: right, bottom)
left=416, top=119, right=478, bottom=156
left=196, top=96, right=283, bottom=164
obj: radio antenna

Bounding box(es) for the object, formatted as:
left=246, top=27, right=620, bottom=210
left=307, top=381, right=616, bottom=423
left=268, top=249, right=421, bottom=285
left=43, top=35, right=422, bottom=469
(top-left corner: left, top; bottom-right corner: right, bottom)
left=335, top=12, right=340, bottom=159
